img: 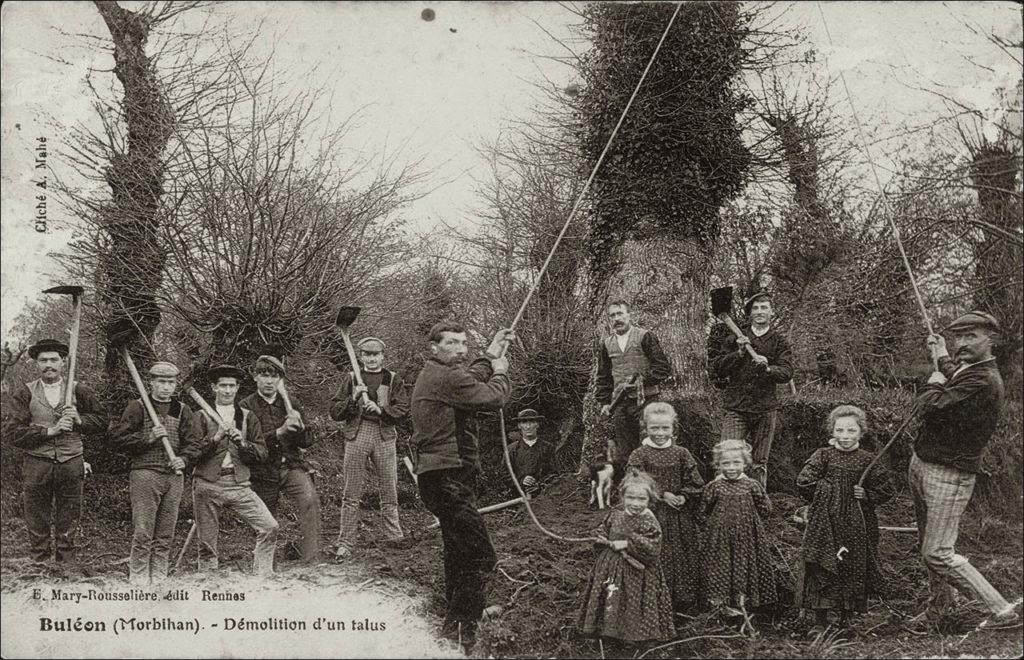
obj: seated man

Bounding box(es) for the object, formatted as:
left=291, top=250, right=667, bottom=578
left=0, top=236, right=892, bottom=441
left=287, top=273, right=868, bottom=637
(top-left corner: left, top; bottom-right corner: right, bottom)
left=506, top=408, right=554, bottom=494
left=192, top=364, right=278, bottom=576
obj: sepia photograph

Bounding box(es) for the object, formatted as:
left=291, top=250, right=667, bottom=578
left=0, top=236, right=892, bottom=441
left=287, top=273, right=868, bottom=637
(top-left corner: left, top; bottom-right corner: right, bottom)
left=1, top=1, right=1021, bottom=658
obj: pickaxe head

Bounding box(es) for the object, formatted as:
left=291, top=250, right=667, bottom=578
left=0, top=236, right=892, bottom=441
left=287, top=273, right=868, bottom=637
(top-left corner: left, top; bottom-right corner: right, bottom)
left=43, top=285, right=85, bottom=298
left=335, top=306, right=361, bottom=330
left=711, top=286, right=734, bottom=317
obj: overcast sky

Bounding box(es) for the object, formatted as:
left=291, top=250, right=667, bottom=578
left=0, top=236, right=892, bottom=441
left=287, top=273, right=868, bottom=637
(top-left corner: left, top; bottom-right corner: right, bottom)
left=2, top=1, right=1021, bottom=336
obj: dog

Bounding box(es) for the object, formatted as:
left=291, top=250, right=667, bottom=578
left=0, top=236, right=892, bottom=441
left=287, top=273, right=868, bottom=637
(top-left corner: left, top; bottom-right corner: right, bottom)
left=588, top=462, right=617, bottom=510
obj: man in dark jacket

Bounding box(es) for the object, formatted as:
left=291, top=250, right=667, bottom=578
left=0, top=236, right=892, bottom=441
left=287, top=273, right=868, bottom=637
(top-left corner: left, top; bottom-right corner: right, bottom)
left=595, top=300, right=672, bottom=475
left=910, top=311, right=1018, bottom=625
left=506, top=408, right=554, bottom=494
left=241, top=350, right=319, bottom=566
left=4, top=339, right=107, bottom=563
left=108, top=361, right=202, bottom=584
left=411, top=322, right=514, bottom=649
left=192, top=364, right=277, bottom=576
left=707, top=291, right=793, bottom=488
left=330, top=337, right=410, bottom=558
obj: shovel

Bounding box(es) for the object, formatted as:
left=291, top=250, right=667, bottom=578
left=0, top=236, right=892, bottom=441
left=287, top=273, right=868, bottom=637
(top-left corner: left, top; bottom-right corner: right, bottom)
left=335, top=306, right=370, bottom=406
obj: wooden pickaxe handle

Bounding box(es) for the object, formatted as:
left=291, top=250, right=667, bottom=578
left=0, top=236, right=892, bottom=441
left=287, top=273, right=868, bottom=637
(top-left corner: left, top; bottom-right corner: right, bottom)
left=121, top=348, right=181, bottom=475
left=338, top=328, right=371, bottom=406
left=63, top=294, right=83, bottom=409
left=426, top=496, right=524, bottom=529
left=717, top=313, right=765, bottom=362
left=276, top=380, right=296, bottom=415
left=186, top=387, right=230, bottom=431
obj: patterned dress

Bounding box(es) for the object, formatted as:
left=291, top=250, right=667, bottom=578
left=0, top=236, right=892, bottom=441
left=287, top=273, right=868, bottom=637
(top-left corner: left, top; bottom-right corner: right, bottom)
left=701, top=476, right=777, bottom=608
left=627, top=443, right=705, bottom=608
left=578, top=508, right=676, bottom=642
left=796, top=446, right=893, bottom=613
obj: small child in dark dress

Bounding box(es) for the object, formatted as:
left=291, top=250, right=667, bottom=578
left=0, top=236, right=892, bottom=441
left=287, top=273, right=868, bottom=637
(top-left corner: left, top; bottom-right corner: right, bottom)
left=626, top=402, right=704, bottom=611
left=701, top=439, right=777, bottom=613
left=796, top=405, right=893, bottom=628
left=578, top=470, right=676, bottom=645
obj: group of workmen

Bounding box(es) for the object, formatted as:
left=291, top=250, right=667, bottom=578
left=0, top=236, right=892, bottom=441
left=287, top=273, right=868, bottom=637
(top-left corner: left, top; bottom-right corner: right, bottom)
left=4, top=291, right=1017, bottom=647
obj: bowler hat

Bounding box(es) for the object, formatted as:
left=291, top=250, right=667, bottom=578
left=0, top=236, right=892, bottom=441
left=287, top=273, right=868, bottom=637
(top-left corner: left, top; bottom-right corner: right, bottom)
left=743, top=290, right=772, bottom=316
left=945, top=311, right=1001, bottom=334
left=28, top=339, right=69, bottom=360
left=513, top=408, right=544, bottom=422
left=148, top=361, right=180, bottom=378
left=207, top=364, right=247, bottom=383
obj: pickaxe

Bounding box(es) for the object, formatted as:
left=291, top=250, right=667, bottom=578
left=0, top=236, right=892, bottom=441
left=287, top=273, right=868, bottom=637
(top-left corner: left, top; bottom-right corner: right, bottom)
left=42, top=285, right=84, bottom=408
left=711, top=286, right=767, bottom=366
left=335, top=306, right=371, bottom=406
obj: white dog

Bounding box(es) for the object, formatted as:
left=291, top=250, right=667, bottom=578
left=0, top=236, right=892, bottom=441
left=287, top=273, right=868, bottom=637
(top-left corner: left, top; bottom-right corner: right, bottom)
left=588, top=462, right=616, bottom=510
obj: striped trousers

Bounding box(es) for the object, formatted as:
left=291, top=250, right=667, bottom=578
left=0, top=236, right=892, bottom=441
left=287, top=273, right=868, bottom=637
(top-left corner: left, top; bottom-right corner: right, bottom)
left=909, top=454, right=1011, bottom=615
left=337, top=421, right=403, bottom=549
left=721, top=409, right=778, bottom=488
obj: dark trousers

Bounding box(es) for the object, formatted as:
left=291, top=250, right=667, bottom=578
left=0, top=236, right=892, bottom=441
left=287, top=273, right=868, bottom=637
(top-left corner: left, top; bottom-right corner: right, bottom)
left=610, top=395, right=660, bottom=471
left=252, top=467, right=322, bottom=563
left=22, top=454, right=84, bottom=562
left=417, top=466, right=497, bottom=631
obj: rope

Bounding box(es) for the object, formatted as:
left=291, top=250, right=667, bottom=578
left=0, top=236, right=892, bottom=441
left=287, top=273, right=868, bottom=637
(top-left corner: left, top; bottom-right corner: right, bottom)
left=498, top=3, right=682, bottom=545
left=815, top=3, right=939, bottom=369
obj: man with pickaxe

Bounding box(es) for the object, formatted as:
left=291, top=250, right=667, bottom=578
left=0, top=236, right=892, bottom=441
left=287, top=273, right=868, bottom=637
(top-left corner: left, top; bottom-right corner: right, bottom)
left=410, top=322, right=514, bottom=650
left=4, top=339, right=107, bottom=564
left=910, top=311, right=1020, bottom=627
left=241, top=347, right=320, bottom=566
left=330, top=336, right=410, bottom=559
left=595, top=300, right=672, bottom=481
left=707, top=290, right=793, bottom=489
left=191, top=365, right=278, bottom=576
left=108, top=361, right=204, bottom=584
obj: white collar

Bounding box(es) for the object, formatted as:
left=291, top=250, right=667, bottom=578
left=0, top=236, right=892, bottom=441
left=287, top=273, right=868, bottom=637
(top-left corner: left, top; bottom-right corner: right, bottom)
left=953, top=356, right=996, bottom=374
left=258, top=392, right=278, bottom=405
left=751, top=324, right=770, bottom=337
left=41, top=378, right=64, bottom=389
left=521, top=436, right=538, bottom=447
left=642, top=437, right=673, bottom=450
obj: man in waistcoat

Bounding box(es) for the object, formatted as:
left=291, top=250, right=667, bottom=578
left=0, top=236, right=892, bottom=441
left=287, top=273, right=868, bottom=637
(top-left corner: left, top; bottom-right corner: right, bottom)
left=108, top=361, right=203, bottom=584
left=241, top=349, right=320, bottom=566
left=707, top=291, right=793, bottom=489
left=191, top=364, right=278, bottom=575
left=4, top=339, right=107, bottom=563
left=330, top=337, right=409, bottom=559
left=595, top=300, right=672, bottom=476
left=911, top=311, right=1020, bottom=626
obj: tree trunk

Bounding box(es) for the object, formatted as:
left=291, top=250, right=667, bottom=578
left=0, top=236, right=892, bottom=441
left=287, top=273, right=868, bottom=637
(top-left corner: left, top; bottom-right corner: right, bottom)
left=93, top=1, right=174, bottom=404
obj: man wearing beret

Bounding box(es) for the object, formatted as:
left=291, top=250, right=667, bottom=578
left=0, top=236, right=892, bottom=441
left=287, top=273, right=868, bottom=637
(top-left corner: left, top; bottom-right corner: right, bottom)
left=3, top=339, right=107, bottom=563
left=506, top=409, right=555, bottom=494
left=595, top=300, right=673, bottom=480
left=707, top=291, right=793, bottom=489
left=411, top=322, right=514, bottom=650
left=330, top=337, right=409, bottom=558
left=192, top=364, right=278, bottom=575
left=108, top=361, right=203, bottom=584
left=911, top=311, right=1019, bottom=626
left=241, top=349, right=320, bottom=566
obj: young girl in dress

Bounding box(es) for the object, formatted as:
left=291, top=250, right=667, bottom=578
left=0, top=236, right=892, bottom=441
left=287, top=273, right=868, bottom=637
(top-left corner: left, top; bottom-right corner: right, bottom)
left=702, top=439, right=777, bottom=613
left=796, top=405, right=893, bottom=628
left=626, top=402, right=705, bottom=611
left=578, top=470, right=676, bottom=644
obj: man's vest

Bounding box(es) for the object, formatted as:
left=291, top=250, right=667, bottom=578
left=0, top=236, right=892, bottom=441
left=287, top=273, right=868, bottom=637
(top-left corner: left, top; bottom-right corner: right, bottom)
left=135, top=400, right=184, bottom=474
left=24, top=379, right=83, bottom=463
left=193, top=406, right=254, bottom=485
left=603, top=326, right=660, bottom=399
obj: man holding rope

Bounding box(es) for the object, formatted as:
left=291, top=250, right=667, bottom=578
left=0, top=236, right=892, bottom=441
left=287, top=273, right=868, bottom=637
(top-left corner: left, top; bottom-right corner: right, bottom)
left=410, top=322, right=514, bottom=650
left=910, top=311, right=1020, bottom=626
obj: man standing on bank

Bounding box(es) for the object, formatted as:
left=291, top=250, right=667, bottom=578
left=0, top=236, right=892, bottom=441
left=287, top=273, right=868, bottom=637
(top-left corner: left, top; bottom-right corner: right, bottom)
left=5, top=339, right=107, bottom=564
left=192, top=364, right=278, bottom=576
left=241, top=350, right=320, bottom=566
left=411, top=322, right=514, bottom=649
left=330, top=337, right=410, bottom=559
left=910, top=311, right=1020, bottom=626
left=707, top=291, right=793, bottom=489
left=108, top=361, right=201, bottom=585
left=595, top=300, right=672, bottom=477
left=507, top=408, right=555, bottom=495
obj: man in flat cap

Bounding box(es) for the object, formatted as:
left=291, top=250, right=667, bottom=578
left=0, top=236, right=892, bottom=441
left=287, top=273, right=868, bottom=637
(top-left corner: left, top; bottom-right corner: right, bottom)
left=595, top=300, right=673, bottom=480
left=191, top=364, right=278, bottom=575
left=241, top=348, right=320, bottom=566
left=3, top=339, right=107, bottom=564
left=330, top=336, right=410, bottom=558
left=707, top=290, right=793, bottom=489
left=910, top=311, right=1019, bottom=626
left=108, top=361, right=203, bottom=584
left=506, top=409, right=555, bottom=494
